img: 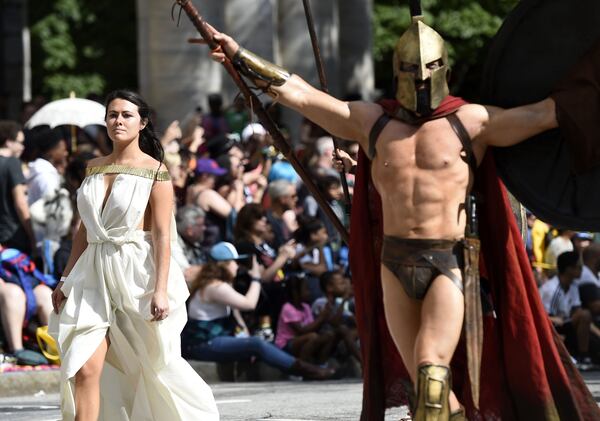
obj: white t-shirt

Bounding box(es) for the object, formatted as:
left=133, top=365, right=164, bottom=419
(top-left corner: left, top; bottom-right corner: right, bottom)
left=539, top=276, right=581, bottom=318
left=543, top=237, right=574, bottom=268
left=187, top=290, right=230, bottom=321
left=574, top=264, right=600, bottom=288
left=27, top=158, right=60, bottom=205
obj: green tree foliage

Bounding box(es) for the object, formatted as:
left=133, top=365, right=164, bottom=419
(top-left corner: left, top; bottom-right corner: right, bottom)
left=29, top=0, right=137, bottom=100
left=373, top=0, right=518, bottom=100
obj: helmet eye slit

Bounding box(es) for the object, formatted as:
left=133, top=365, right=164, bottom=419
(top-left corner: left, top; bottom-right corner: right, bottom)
left=400, top=62, right=419, bottom=73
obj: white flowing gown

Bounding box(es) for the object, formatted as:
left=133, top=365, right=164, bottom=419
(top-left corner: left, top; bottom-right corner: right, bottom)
left=49, top=165, right=219, bottom=421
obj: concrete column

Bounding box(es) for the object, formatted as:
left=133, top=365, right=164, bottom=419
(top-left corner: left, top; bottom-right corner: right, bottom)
left=338, top=0, right=374, bottom=100
left=277, top=0, right=339, bottom=143
left=223, top=0, right=276, bottom=101
left=137, top=0, right=225, bottom=130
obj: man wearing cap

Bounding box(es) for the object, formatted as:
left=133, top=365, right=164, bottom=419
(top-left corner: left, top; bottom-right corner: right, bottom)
left=207, top=9, right=600, bottom=419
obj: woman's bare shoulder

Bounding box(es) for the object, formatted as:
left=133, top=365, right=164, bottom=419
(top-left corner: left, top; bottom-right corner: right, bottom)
left=86, top=156, right=109, bottom=168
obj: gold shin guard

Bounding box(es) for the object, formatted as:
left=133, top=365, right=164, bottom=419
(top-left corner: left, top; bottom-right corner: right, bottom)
left=414, top=364, right=451, bottom=421
left=449, top=408, right=467, bottom=421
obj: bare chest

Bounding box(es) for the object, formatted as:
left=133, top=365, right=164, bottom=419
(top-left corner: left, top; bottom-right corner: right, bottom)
left=371, top=120, right=469, bottom=183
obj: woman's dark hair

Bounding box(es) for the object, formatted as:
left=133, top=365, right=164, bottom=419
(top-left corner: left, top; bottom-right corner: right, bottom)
left=234, top=203, right=266, bottom=242
left=190, top=261, right=234, bottom=296
left=294, top=215, right=325, bottom=245
left=104, top=90, right=164, bottom=162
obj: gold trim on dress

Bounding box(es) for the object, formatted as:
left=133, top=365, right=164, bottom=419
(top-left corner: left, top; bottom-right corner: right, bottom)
left=86, top=164, right=171, bottom=181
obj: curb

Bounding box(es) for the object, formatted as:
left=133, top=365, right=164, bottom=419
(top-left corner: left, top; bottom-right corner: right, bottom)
left=0, top=361, right=222, bottom=398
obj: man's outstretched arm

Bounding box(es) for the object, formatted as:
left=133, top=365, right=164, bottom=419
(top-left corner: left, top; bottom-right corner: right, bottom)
left=211, top=31, right=379, bottom=147
left=466, top=98, right=557, bottom=148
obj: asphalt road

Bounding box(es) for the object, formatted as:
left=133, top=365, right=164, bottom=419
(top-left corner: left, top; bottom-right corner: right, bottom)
left=1, top=373, right=600, bottom=421
left=0, top=379, right=405, bottom=421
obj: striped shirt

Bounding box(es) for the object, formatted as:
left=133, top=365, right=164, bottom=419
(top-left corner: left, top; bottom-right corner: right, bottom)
left=539, top=276, right=581, bottom=318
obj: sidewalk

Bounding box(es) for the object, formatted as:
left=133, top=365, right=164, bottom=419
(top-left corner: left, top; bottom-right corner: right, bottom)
left=0, top=359, right=302, bottom=398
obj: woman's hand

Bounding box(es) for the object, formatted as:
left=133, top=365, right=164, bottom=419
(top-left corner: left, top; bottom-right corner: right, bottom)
left=51, top=281, right=66, bottom=314
left=151, top=291, right=170, bottom=322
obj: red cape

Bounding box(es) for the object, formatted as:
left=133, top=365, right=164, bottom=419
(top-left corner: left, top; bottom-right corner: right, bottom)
left=350, top=96, right=600, bottom=420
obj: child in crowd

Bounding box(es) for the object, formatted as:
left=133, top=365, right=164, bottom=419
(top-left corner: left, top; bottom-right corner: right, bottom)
left=275, top=275, right=337, bottom=365
left=182, top=242, right=334, bottom=380
left=312, top=271, right=361, bottom=363
left=293, top=216, right=336, bottom=301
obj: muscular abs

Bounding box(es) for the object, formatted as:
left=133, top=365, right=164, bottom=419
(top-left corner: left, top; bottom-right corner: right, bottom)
left=370, top=117, right=472, bottom=240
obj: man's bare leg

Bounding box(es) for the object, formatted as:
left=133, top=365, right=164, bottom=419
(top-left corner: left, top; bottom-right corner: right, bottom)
left=381, top=265, right=421, bottom=381
left=74, top=336, right=109, bottom=421
left=415, top=271, right=464, bottom=412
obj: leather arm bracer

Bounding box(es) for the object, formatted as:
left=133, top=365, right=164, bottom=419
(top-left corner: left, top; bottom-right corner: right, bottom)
left=232, top=47, right=291, bottom=92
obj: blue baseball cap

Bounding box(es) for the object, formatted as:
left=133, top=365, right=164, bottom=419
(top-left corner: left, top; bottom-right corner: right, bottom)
left=209, top=242, right=249, bottom=261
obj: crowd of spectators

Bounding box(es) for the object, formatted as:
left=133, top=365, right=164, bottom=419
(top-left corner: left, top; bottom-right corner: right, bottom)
left=527, top=213, right=600, bottom=371
left=0, top=93, right=360, bottom=379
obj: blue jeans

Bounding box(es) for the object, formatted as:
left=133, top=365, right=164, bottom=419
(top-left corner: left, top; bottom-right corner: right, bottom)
left=184, top=336, right=295, bottom=371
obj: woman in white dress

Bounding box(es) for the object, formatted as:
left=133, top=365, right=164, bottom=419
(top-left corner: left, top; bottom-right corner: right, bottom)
left=49, top=90, right=219, bottom=421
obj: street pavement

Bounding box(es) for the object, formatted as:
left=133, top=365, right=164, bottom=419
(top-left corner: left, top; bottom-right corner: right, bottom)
left=1, top=372, right=599, bottom=420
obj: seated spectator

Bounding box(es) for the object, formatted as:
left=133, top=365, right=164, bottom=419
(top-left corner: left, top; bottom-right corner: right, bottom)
left=312, top=271, right=361, bottom=363
left=27, top=128, right=68, bottom=205
left=234, top=203, right=297, bottom=340
left=539, top=251, right=597, bottom=369
left=0, top=248, right=54, bottom=366
left=293, top=216, right=333, bottom=301
left=174, top=205, right=208, bottom=285
left=544, top=230, right=575, bottom=274
left=265, top=180, right=298, bottom=249
left=275, top=275, right=337, bottom=366
left=186, top=158, right=235, bottom=246
left=181, top=242, right=334, bottom=380
left=575, top=244, right=600, bottom=316
left=303, top=174, right=345, bottom=250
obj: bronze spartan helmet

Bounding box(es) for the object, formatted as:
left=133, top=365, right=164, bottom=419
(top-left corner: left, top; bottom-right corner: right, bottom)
left=393, top=16, right=450, bottom=114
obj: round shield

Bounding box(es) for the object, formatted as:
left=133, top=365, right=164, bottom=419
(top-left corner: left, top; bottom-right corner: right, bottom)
left=481, top=0, right=600, bottom=230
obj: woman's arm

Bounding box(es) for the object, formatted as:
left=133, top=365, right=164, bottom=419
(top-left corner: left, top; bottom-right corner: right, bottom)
left=149, top=170, right=175, bottom=321
left=51, top=222, right=88, bottom=313
left=61, top=223, right=88, bottom=278
left=197, top=189, right=233, bottom=218
left=205, top=281, right=261, bottom=311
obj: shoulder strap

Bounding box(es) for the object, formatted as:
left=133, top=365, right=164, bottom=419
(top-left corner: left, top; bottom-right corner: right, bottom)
left=368, top=113, right=392, bottom=160
left=446, top=113, right=477, bottom=172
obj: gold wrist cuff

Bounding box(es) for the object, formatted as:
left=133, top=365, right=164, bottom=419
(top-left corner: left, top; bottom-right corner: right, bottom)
left=232, top=47, right=291, bottom=88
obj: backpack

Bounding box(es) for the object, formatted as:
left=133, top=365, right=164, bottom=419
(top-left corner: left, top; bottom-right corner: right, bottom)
left=0, top=247, right=57, bottom=321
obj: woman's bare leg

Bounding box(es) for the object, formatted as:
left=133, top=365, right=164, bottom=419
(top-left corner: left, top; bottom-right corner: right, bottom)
left=74, top=336, right=109, bottom=421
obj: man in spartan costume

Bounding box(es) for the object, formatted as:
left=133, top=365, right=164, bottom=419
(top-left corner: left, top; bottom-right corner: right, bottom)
left=209, top=0, right=600, bottom=419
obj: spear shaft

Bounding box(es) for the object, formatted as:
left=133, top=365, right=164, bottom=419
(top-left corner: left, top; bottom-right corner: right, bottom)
left=301, top=0, right=352, bottom=215
left=174, top=0, right=349, bottom=244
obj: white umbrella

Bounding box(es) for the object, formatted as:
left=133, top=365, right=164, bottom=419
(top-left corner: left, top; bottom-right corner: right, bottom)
left=24, top=97, right=106, bottom=129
